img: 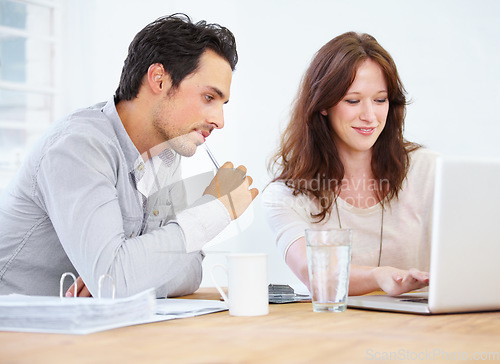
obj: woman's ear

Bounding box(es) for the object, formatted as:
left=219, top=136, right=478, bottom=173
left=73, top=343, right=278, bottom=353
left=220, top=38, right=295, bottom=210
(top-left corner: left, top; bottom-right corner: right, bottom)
left=320, top=110, right=328, bottom=116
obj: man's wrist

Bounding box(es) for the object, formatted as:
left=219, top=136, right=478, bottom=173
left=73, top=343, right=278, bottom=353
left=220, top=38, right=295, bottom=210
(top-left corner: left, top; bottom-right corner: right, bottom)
left=174, top=194, right=230, bottom=252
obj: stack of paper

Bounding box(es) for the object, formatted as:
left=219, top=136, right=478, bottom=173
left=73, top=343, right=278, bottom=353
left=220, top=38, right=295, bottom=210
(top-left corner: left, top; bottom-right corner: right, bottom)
left=0, top=290, right=228, bottom=335
left=154, top=298, right=228, bottom=319
left=0, top=289, right=156, bottom=334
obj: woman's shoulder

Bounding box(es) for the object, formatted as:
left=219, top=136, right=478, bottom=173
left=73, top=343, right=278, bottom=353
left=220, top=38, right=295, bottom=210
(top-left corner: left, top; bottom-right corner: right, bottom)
left=262, top=180, right=317, bottom=210
left=408, top=147, right=440, bottom=168
left=262, top=180, right=295, bottom=202
left=407, top=147, right=440, bottom=182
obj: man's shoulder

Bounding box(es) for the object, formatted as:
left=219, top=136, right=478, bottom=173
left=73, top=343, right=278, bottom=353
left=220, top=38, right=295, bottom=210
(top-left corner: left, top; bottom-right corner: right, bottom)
left=49, top=102, right=116, bottom=145
left=23, top=102, right=121, bottom=171
left=64, top=101, right=112, bottom=132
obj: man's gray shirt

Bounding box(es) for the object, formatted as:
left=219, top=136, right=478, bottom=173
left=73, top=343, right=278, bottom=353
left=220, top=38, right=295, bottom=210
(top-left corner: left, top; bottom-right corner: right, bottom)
left=0, top=99, right=230, bottom=297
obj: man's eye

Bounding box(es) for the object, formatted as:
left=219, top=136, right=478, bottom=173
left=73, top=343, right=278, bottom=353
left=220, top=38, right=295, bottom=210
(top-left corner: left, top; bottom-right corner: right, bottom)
left=205, top=95, right=214, bottom=102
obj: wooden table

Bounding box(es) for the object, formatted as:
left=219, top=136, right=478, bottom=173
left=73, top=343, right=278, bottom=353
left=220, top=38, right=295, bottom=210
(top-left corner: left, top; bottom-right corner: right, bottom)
left=1, top=288, right=499, bottom=363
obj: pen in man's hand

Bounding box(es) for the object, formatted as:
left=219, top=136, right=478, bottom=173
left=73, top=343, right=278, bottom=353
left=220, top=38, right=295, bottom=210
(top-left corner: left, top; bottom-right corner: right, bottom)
left=203, top=143, right=220, bottom=171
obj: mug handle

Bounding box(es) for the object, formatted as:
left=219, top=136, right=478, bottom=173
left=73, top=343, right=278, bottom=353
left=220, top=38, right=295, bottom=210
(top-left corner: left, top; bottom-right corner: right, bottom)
left=210, top=264, right=229, bottom=305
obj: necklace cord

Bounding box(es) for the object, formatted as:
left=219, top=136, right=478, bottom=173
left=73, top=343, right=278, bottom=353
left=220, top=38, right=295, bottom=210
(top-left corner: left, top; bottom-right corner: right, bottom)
left=335, top=200, right=384, bottom=267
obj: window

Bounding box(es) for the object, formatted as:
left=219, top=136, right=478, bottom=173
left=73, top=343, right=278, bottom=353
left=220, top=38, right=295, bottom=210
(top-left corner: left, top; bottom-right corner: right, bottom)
left=0, top=0, right=61, bottom=191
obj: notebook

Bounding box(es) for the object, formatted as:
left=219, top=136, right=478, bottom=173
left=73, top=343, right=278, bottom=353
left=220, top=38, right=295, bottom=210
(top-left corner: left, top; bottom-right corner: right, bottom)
left=348, top=156, right=500, bottom=314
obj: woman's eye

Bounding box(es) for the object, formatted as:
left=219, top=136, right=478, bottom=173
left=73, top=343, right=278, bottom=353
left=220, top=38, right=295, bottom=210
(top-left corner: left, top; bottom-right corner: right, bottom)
left=345, top=99, right=359, bottom=104
left=375, top=98, right=387, bottom=103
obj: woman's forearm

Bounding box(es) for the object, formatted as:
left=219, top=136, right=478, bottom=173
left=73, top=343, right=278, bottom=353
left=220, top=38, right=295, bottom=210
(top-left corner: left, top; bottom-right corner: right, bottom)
left=285, top=238, right=429, bottom=296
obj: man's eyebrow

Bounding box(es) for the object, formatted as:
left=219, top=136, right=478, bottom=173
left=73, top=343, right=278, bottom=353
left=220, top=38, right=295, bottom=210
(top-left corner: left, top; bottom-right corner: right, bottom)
left=208, top=86, right=229, bottom=104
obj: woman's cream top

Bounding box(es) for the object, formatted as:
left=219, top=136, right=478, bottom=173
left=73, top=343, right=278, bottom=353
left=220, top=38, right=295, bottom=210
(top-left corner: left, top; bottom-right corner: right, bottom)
left=262, top=148, right=439, bottom=271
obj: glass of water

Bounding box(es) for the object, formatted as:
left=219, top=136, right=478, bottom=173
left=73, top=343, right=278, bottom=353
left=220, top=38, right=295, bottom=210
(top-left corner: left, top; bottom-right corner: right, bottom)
left=305, top=229, right=352, bottom=313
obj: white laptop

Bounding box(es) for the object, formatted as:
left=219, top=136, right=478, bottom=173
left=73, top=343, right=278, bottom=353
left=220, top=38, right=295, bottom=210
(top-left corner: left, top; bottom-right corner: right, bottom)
left=348, top=156, right=500, bottom=314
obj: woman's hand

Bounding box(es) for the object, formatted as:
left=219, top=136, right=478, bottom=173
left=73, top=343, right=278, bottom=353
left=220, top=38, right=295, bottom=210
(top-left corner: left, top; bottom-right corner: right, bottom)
left=65, top=276, right=92, bottom=297
left=284, top=238, right=429, bottom=296
left=373, top=267, right=429, bottom=296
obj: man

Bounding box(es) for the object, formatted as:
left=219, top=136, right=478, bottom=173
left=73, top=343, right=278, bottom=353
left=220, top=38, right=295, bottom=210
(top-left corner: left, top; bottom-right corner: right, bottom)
left=0, top=14, right=258, bottom=298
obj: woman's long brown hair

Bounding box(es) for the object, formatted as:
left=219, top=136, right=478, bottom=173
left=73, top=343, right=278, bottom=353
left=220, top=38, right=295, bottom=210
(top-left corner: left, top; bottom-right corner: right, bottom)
left=270, top=32, right=419, bottom=222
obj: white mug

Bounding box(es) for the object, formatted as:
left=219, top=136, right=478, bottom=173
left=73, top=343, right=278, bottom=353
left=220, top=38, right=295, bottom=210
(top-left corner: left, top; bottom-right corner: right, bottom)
left=210, top=253, right=269, bottom=316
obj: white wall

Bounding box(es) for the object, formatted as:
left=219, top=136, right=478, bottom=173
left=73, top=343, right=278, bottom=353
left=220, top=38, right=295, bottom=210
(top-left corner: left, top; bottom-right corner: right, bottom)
left=60, top=0, right=500, bottom=290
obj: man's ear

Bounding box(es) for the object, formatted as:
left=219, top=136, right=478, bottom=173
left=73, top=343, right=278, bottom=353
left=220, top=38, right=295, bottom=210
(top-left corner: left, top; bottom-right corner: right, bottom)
left=147, top=63, right=171, bottom=94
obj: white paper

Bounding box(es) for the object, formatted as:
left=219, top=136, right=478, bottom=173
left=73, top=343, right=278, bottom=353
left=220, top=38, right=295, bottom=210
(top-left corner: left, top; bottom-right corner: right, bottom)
left=155, top=298, right=228, bottom=317
left=0, top=291, right=227, bottom=335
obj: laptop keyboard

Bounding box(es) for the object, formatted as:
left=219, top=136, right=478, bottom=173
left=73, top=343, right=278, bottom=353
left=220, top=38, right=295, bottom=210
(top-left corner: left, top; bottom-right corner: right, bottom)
left=401, top=298, right=428, bottom=304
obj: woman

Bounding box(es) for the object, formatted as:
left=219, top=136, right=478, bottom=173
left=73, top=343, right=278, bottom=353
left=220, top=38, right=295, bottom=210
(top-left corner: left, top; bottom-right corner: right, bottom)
left=263, top=32, right=437, bottom=296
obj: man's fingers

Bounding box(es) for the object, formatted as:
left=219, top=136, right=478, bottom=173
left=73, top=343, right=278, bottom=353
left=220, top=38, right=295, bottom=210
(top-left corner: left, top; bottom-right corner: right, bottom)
left=250, top=188, right=259, bottom=200
left=79, top=285, right=92, bottom=297
left=65, top=283, right=76, bottom=297
left=236, top=165, right=247, bottom=176
left=243, top=176, right=259, bottom=200
left=65, top=276, right=93, bottom=297
left=220, top=161, right=234, bottom=169
left=204, top=162, right=258, bottom=220
left=65, top=276, right=83, bottom=297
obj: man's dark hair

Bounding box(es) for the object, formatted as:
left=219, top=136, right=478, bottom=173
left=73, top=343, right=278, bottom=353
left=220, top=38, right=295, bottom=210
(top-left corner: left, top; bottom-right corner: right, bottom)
left=115, top=13, right=238, bottom=102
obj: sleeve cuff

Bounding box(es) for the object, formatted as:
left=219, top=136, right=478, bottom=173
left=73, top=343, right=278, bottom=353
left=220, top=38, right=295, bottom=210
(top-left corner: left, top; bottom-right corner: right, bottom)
left=174, top=194, right=231, bottom=253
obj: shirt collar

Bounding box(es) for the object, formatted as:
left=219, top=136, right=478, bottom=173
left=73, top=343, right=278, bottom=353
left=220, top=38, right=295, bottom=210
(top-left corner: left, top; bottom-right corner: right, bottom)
left=134, top=151, right=180, bottom=197
left=158, top=148, right=175, bottom=167
left=101, top=97, right=140, bottom=174
left=102, top=97, right=180, bottom=194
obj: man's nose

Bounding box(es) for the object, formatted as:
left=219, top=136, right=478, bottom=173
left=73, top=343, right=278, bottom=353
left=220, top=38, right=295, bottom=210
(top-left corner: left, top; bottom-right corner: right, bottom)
left=210, top=107, right=224, bottom=129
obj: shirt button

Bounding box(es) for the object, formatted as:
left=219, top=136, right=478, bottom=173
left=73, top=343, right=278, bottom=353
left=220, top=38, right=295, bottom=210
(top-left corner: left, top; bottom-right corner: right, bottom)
left=138, top=163, right=144, bottom=171
left=153, top=209, right=159, bottom=216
